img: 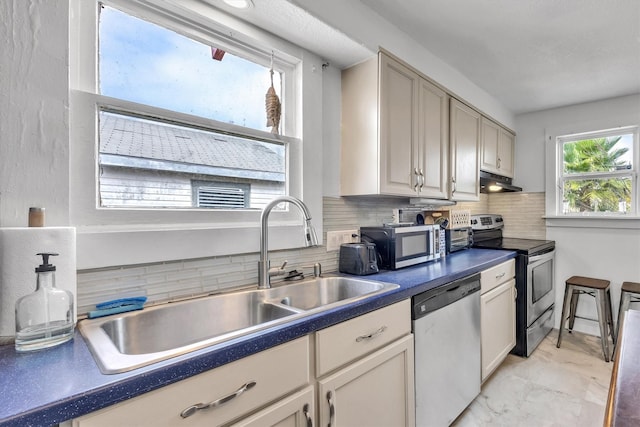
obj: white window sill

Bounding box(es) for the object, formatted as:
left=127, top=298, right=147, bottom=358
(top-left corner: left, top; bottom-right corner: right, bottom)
left=76, top=222, right=312, bottom=270
left=544, top=215, right=640, bottom=229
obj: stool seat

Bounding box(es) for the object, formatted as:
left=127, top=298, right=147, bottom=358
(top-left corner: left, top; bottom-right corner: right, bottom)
left=566, top=276, right=610, bottom=290
left=557, top=275, right=615, bottom=362
left=621, top=281, right=640, bottom=294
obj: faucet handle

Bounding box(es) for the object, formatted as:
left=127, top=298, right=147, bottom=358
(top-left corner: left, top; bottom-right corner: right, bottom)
left=268, top=260, right=288, bottom=277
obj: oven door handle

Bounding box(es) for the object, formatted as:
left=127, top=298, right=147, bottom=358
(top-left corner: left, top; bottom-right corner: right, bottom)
left=529, top=250, right=555, bottom=265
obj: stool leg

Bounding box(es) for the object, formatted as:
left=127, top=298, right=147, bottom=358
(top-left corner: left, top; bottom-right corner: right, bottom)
left=595, top=289, right=611, bottom=362
left=568, top=290, right=579, bottom=332
left=557, top=284, right=573, bottom=348
left=606, top=288, right=616, bottom=346
left=614, top=292, right=631, bottom=357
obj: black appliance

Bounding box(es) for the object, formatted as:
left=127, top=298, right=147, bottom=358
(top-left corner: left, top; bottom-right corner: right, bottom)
left=338, top=243, right=379, bottom=275
left=445, top=227, right=473, bottom=253
left=471, top=214, right=555, bottom=357
left=360, top=224, right=441, bottom=270
left=479, top=170, right=522, bottom=193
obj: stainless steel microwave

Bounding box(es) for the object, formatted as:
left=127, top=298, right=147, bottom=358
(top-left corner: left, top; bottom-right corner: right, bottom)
left=360, top=224, right=441, bottom=270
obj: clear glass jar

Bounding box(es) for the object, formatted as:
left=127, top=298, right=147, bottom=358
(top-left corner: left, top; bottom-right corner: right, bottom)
left=15, top=254, right=74, bottom=352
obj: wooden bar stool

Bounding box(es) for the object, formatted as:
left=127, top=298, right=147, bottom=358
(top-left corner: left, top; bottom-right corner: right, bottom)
left=556, top=276, right=616, bottom=362
left=616, top=281, right=640, bottom=341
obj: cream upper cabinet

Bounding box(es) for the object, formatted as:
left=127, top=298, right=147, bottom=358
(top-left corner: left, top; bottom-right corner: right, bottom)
left=341, top=52, right=449, bottom=198
left=480, top=260, right=516, bottom=382
left=449, top=99, right=481, bottom=201
left=481, top=117, right=515, bottom=178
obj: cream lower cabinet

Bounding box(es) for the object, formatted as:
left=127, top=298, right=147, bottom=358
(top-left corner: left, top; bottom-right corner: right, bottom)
left=71, top=337, right=311, bottom=427
left=315, top=300, right=415, bottom=427
left=480, top=260, right=516, bottom=382
left=229, top=386, right=314, bottom=427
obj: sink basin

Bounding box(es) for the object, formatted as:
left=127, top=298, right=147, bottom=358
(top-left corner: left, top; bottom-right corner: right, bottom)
left=100, top=292, right=301, bottom=355
left=264, top=277, right=391, bottom=311
left=79, top=276, right=399, bottom=374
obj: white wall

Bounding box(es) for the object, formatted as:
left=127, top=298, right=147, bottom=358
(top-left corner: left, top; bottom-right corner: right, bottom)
left=515, top=94, right=640, bottom=335
left=0, top=0, right=71, bottom=227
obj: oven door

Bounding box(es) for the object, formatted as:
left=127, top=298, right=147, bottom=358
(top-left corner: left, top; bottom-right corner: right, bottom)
left=526, top=249, right=555, bottom=326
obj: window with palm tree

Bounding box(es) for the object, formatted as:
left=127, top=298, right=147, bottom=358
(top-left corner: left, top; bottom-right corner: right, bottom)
left=559, top=128, right=637, bottom=214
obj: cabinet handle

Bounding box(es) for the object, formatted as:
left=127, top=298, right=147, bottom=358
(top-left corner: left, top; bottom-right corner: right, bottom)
left=451, top=177, right=457, bottom=194
left=418, top=168, right=424, bottom=190
left=355, top=325, right=387, bottom=342
left=180, top=380, right=257, bottom=418
left=496, top=272, right=506, bottom=279
left=413, top=168, right=420, bottom=190
left=303, top=403, right=313, bottom=427
left=514, top=287, right=518, bottom=300
left=497, top=157, right=501, bottom=169
left=327, top=391, right=335, bottom=427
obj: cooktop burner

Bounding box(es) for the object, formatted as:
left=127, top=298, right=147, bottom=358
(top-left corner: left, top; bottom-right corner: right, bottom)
left=473, top=237, right=555, bottom=255
left=470, top=213, right=555, bottom=255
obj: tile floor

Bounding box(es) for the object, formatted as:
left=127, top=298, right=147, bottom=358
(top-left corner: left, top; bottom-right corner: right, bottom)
left=453, top=329, right=613, bottom=427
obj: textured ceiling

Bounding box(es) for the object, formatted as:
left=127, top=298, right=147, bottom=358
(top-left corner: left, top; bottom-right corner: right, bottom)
left=360, top=0, right=640, bottom=114
left=209, top=0, right=640, bottom=114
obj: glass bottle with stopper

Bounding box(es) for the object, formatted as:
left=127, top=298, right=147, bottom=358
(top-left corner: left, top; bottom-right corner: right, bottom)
left=15, top=253, right=75, bottom=352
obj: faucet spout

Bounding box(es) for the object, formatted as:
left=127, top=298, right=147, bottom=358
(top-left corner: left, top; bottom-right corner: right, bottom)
left=258, top=196, right=318, bottom=289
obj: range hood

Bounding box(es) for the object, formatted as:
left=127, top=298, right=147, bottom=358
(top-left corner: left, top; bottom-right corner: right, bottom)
left=479, top=170, right=522, bottom=193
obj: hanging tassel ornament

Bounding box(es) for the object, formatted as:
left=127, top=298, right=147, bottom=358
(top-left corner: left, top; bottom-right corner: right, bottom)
left=265, top=53, right=281, bottom=135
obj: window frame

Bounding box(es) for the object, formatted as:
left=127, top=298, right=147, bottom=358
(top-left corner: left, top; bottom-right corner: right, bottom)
left=545, top=121, right=640, bottom=227
left=70, top=0, right=324, bottom=269
left=556, top=127, right=638, bottom=216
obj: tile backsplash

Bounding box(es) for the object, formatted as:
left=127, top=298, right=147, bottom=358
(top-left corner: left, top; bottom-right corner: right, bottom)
left=76, top=192, right=545, bottom=314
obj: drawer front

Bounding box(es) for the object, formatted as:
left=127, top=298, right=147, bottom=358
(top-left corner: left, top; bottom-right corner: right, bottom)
left=481, top=259, right=515, bottom=294
left=74, top=337, right=310, bottom=427
left=315, top=300, right=411, bottom=377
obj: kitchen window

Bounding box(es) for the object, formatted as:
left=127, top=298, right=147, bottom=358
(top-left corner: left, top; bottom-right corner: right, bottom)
left=555, top=127, right=638, bottom=216
left=69, top=0, right=324, bottom=268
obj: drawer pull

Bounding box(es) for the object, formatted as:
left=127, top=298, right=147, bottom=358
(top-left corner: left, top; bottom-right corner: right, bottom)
left=327, top=391, right=335, bottom=427
left=180, top=380, right=257, bottom=418
left=496, top=272, right=506, bottom=279
left=355, top=326, right=387, bottom=342
left=303, top=403, right=313, bottom=427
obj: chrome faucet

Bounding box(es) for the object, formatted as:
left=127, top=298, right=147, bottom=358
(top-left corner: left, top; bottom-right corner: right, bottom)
left=258, top=196, right=319, bottom=289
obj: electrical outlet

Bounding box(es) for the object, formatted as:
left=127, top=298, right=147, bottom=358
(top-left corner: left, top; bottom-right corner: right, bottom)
left=326, top=229, right=359, bottom=251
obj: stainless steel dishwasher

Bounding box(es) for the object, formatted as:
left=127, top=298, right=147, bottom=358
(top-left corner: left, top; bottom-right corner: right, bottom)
left=412, top=273, right=481, bottom=426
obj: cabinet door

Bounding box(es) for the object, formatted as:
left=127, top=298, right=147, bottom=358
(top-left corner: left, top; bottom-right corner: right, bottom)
left=450, top=99, right=480, bottom=201
left=318, top=335, right=415, bottom=427
left=379, top=54, right=419, bottom=196
left=417, top=78, right=449, bottom=199
left=230, top=386, right=314, bottom=427
left=498, top=128, right=515, bottom=178
left=481, top=117, right=500, bottom=174
left=481, top=279, right=516, bottom=382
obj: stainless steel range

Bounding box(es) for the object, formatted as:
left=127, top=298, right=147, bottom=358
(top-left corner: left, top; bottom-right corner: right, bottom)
left=471, top=214, right=556, bottom=357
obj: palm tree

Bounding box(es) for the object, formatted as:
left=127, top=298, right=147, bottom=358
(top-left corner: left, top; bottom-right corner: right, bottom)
left=563, top=136, right=631, bottom=213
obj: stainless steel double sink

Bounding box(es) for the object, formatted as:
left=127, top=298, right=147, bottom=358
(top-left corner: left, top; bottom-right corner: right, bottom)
left=79, top=276, right=399, bottom=374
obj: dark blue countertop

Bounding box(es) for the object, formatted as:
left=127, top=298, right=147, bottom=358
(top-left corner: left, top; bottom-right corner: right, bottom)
left=0, top=249, right=515, bottom=426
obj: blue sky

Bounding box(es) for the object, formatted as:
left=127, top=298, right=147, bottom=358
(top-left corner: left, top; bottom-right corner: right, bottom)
left=99, top=5, right=279, bottom=131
